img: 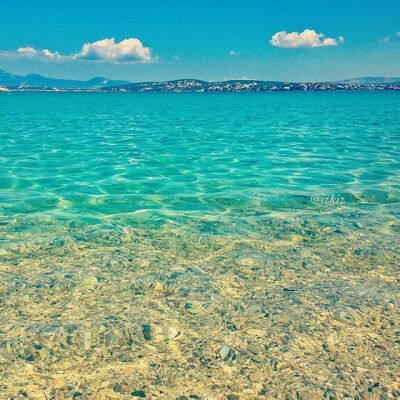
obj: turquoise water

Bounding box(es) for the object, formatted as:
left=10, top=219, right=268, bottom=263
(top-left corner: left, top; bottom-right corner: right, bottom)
left=1, top=92, right=399, bottom=232
left=0, top=92, right=399, bottom=398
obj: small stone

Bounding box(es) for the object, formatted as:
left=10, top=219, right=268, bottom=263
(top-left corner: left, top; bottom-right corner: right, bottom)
left=100, top=381, right=111, bottom=389
left=84, top=276, right=98, bottom=286
left=219, top=344, right=235, bottom=361
left=247, top=329, right=265, bottom=337
left=118, top=352, right=131, bottom=362
left=248, top=371, right=263, bottom=382
left=227, top=395, right=240, bottom=400
left=168, top=342, right=179, bottom=352
left=137, top=259, right=150, bottom=267
left=51, top=238, right=65, bottom=247
left=219, top=345, right=230, bottom=360
left=227, top=323, right=237, bottom=331
left=167, top=327, right=179, bottom=338
left=83, top=331, right=91, bottom=350
left=131, top=390, right=146, bottom=398
left=153, top=281, right=164, bottom=292
left=251, top=355, right=263, bottom=363
left=237, top=257, right=256, bottom=267
left=53, top=377, right=66, bottom=389
left=38, top=349, right=49, bottom=360
left=185, top=301, right=203, bottom=315
left=142, top=324, right=152, bottom=341
left=298, top=390, right=320, bottom=400
left=248, top=345, right=261, bottom=355
left=113, top=383, right=124, bottom=393
left=170, top=271, right=182, bottom=279
left=98, top=389, right=123, bottom=400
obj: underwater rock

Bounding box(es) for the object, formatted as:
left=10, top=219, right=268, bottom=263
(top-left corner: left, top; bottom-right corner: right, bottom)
left=167, top=327, right=180, bottom=338
left=248, top=371, right=263, bottom=382
left=142, top=324, right=152, bottom=341
left=298, top=390, right=320, bottom=400
left=247, top=328, right=265, bottom=337
left=112, top=383, right=124, bottom=393
left=131, top=390, right=146, bottom=398
left=219, top=344, right=236, bottom=361
left=152, top=281, right=164, bottom=292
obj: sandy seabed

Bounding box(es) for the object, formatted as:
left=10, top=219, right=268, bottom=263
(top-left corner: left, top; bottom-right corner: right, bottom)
left=0, top=209, right=399, bottom=400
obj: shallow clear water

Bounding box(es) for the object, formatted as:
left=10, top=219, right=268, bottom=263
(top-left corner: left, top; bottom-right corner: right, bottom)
left=0, top=92, right=399, bottom=399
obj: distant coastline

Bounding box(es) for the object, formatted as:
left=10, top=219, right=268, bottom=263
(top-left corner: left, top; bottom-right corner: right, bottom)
left=2, top=80, right=400, bottom=92
left=1, top=69, right=399, bottom=92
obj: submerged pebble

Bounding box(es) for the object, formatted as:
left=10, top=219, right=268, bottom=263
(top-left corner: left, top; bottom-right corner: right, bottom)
left=142, top=324, right=152, bottom=341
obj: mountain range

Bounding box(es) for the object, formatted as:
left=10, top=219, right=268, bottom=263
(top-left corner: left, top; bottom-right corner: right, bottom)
left=0, top=69, right=399, bottom=90
left=0, top=69, right=129, bottom=89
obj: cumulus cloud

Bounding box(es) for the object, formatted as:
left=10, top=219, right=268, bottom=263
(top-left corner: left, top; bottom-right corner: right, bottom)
left=270, top=29, right=343, bottom=48
left=397, top=31, right=400, bottom=37
left=0, top=46, right=65, bottom=61
left=0, top=38, right=152, bottom=63
left=17, top=46, right=38, bottom=57
left=229, top=50, right=240, bottom=56
left=74, top=38, right=151, bottom=63
left=17, top=46, right=63, bottom=61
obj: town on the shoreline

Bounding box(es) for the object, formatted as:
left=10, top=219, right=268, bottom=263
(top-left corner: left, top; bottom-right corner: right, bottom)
left=1, top=78, right=400, bottom=92
left=104, top=79, right=400, bottom=92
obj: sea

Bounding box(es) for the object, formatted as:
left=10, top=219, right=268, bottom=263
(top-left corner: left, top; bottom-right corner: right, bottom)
left=0, top=92, right=399, bottom=399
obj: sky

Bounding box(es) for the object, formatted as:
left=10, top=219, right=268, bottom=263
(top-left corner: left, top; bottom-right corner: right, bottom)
left=0, top=0, right=399, bottom=82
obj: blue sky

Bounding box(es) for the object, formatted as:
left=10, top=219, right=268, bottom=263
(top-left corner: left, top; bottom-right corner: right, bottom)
left=0, top=0, right=399, bottom=82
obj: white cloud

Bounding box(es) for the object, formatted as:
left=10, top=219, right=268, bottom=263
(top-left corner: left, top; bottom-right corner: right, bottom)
left=397, top=31, right=400, bottom=37
left=0, top=38, right=152, bottom=63
left=17, top=46, right=38, bottom=57
left=229, top=50, right=240, bottom=56
left=270, top=29, right=343, bottom=48
left=0, top=46, right=65, bottom=61
left=74, top=38, right=151, bottom=63
left=380, top=37, right=390, bottom=43
left=17, top=46, right=64, bottom=61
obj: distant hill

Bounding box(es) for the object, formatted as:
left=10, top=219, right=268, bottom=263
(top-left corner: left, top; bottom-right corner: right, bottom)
left=1, top=70, right=399, bottom=91
left=336, top=77, right=400, bottom=85
left=105, top=78, right=400, bottom=92
left=0, top=69, right=130, bottom=89
left=106, top=79, right=289, bottom=92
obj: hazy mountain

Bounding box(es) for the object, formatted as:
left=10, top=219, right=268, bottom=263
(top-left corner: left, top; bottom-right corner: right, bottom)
left=0, top=69, right=130, bottom=89
left=1, top=69, right=399, bottom=91
left=336, top=77, right=400, bottom=85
